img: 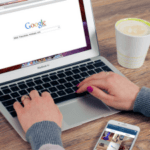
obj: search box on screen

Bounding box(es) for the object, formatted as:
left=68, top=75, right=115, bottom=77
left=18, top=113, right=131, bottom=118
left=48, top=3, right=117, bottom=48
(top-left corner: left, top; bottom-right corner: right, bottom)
left=14, top=25, right=60, bottom=40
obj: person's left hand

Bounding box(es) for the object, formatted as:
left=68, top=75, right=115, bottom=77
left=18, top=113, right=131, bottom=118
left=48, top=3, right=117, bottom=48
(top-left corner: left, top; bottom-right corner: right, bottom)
left=13, top=90, right=63, bottom=133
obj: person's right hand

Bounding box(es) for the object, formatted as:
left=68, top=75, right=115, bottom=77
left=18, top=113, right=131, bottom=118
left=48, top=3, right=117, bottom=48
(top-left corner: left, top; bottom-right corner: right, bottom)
left=76, top=72, right=140, bottom=111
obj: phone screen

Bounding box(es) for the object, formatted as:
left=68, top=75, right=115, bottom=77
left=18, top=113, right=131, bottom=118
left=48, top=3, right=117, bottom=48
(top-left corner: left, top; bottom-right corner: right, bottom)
left=94, top=124, right=138, bottom=150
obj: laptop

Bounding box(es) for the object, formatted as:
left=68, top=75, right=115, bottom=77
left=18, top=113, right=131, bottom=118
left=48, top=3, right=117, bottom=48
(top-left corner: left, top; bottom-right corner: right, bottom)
left=0, top=0, right=124, bottom=141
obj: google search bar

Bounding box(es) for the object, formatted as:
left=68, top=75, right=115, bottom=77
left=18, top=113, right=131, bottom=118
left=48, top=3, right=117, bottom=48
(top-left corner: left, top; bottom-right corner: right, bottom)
left=40, top=26, right=60, bottom=34
left=14, top=26, right=60, bottom=40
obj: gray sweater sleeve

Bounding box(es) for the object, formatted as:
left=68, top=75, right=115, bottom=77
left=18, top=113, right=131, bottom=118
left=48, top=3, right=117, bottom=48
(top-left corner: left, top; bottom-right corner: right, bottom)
left=133, top=87, right=150, bottom=117
left=26, top=121, right=65, bottom=150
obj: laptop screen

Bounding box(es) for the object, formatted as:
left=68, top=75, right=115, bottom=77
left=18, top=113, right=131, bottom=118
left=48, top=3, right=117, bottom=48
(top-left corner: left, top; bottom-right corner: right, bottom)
left=0, top=0, right=91, bottom=74
left=0, top=0, right=27, bottom=6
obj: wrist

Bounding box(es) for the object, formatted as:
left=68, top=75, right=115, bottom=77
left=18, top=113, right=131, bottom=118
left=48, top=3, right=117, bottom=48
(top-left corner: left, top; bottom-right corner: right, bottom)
left=133, top=87, right=150, bottom=117
left=130, top=86, right=141, bottom=110
left=26, top=121, right=63, bottom=150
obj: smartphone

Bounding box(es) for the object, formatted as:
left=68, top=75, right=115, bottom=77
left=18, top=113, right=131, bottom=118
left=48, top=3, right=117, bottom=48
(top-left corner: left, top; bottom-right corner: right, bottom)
left=93, top=120, right=140, bottom=150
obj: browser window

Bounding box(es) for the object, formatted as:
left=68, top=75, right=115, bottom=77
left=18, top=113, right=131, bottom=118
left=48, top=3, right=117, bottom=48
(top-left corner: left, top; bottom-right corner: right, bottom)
left=0, top=0, right=91, bottom=73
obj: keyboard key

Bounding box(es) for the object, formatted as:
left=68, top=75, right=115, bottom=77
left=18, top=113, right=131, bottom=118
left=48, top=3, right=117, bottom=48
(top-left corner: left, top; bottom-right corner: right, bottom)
left=72, top=80, right=79, bottom=86
left=10, top=111, right=17, bottom=117
left=18, top=84, right=27, bottom=89
left=87, top=62, right=93, bottom=65
left=41, top=89, right=49, bottom=93
left=65, top=71, right=73, bottom=76
left=6, top=105, right=15, bottom=112
left=57, top=85, right=65, bottom=90
left=65, top=88, right=73, bottom=94
left=54, top=92, right=87, bottom=104
left=79, top=67, right=87, bottom=72
left=95, top=68, right=103, bottom=73
left=42, top=77, right=51, bottom=83
left=17, top=97, right=21, bottom=102
left=87, top=65, right=95, bottom=70
left=51, top=81, right=59, bottom=86
left=19, top=90, right=28, bottom=95
left=58, top=79, right=66, bottom=84
left=50, top=72, right=56, bottom=76
left=72, top=69, right=80, bottom=74
left=57, top=70, right=64, bottom=74
left=18, top=81, right=25, bottom=85
left=80, top=72, right=89, bottom=77
left=73, top=66, right=78, bottom=69
left=0, top=91, right=3, bottom=96
left=1, top=86, right=8, bottom=90
left=0, top=95, right=11, bottom=102
left=94, top=60, right=101, bottom=63
left=49, top=87, right=57, bottom=93
left=34, top=77, right=41, bottom=80
left=65, top=68, right=71, bottom=71
left=50, top=75, right=58, bottom=80
left=57, top=73, right=65, bottom=78
left=43, top=83, right=51, bottom=88
left=57, top=90, right=66, bottom=96
left=27, top=82, right=35, bottom=87
left=2, top=88, right=11, bottom=94
left=66, top=76, right=74, bottom=82
left=9, top=84, right=17, bottom=87
left=72, top=86, right=78, bottom=92
left=77, top=92, right=89, bottom=97
left=80, top=64, right=86, bottom=67
left=11, top=92, right=20, bottom=98
left=94, top=62, right=105, bottom=67
left=34, top=79, right=43, bottom=85
left=79, top=78, right=85, bottom=82
left=88, top=70, right=96, bottom=75
left=11, top=86, right=19, bottom=92
left=35, top=85, right=43, bottom=91
left=2, top=99, right=16, bottom=107
left=54, top=93, right=76, bottom=103
left=73, top=74, right=81, bottom=79
left=27, top=87, right=34, bottom=93
left=42, top=74, right=48, bottom=78
left=102, top=66, right=112, bottom=72
left=64, top=83, right=73, bottom=88
left=26, top=79, right=33, bottom=82
left=51, top=93, right=58, bottom=99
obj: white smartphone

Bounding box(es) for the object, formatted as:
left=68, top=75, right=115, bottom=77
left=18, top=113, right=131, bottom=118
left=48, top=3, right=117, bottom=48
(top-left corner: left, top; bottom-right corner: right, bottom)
left=93, top=120, right=140, bottom=150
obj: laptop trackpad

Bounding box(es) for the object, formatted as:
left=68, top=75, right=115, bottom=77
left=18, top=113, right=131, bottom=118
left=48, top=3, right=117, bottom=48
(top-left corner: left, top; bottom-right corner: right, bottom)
left=59, top=95, right=111, bottom=128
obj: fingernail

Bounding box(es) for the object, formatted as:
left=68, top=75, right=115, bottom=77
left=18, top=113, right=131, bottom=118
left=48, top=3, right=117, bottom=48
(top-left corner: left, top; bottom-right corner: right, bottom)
left=87, top=86, right=93, bottom=93
left=22, top=96, right=26, bottom=101
left=76, top=84, right=79, bottom=87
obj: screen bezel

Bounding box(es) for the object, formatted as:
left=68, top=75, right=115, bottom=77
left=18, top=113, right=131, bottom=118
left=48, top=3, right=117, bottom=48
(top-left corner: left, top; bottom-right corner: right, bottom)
left=94, top=120, right=140, bottom=150
left=0, top=0, right=100, bottom=84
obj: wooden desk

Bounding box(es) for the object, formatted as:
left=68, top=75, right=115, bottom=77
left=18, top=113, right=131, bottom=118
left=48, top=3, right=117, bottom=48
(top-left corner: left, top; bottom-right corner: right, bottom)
left=1, top=0, right=150, bottom=149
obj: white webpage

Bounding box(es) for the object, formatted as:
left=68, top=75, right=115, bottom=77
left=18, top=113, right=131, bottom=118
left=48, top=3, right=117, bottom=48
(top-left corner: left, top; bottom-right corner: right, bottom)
left=0, top=0, right=86, bottom=69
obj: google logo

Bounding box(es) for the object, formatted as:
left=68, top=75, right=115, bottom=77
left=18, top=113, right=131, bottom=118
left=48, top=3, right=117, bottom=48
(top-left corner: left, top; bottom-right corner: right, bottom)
left=25, top=20, right=46, bottom=29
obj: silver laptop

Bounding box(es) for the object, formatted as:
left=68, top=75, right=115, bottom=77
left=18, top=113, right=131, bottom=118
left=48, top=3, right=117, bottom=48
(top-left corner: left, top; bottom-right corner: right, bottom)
left=0, top=0, right=124, bottom=141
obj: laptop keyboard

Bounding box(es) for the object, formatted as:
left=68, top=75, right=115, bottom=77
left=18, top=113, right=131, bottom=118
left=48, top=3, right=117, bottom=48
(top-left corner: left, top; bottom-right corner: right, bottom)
left=0, top=59, right=112, bottom=118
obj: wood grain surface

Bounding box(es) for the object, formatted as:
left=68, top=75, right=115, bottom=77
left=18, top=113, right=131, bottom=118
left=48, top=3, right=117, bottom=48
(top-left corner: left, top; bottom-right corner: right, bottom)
left=1, top=0, right=150, bottom=149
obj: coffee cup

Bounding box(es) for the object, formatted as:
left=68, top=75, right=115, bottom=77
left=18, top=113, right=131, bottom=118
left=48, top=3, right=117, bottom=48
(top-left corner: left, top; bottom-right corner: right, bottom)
left=115, top=18, right=150, bottom=69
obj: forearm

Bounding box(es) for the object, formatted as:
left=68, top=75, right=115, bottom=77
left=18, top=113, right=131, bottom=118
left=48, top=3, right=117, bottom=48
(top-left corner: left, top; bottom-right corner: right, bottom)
left=26, top=121, right=65, bottom=150
left=133, top=87, right=150, bottom=117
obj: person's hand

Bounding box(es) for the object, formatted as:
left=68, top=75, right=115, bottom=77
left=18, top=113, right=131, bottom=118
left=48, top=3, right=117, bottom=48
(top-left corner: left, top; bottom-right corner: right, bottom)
left=76, top=72, right=140, bottom=111
left=13, top=90, right=63, bottom=133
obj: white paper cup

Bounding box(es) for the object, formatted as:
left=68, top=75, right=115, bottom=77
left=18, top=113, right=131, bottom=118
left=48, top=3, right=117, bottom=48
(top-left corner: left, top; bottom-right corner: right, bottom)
left=115, top=18, right=150, bottom=69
